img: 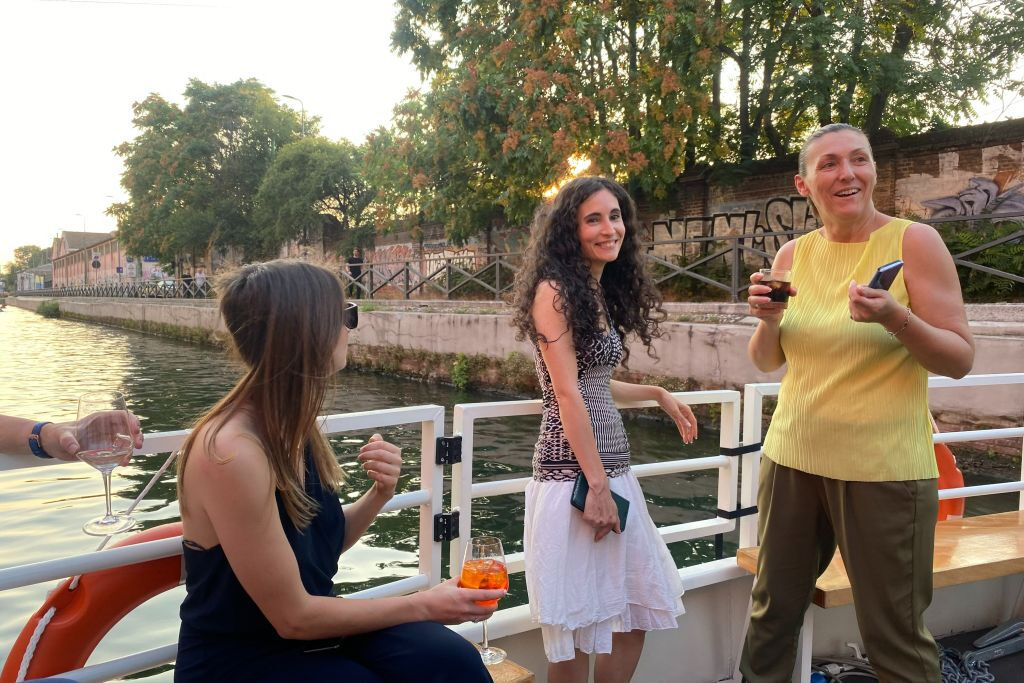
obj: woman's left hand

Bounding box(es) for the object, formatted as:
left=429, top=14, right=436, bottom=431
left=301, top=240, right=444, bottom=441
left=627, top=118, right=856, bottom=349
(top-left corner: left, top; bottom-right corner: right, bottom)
left=658, top=390, right=698, bottom=444
left=848, top=280, right=903, bottom=327
left=358, top=434, right=402, bottom=499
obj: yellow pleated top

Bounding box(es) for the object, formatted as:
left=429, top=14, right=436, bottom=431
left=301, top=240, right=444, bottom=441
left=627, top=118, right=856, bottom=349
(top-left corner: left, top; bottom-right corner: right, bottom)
left=762, top=218, right=937, bottom=481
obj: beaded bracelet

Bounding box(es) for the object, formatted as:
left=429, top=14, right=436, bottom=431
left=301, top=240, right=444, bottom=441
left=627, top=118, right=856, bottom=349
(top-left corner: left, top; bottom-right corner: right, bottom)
left=887, top=307, right=913, bottom=338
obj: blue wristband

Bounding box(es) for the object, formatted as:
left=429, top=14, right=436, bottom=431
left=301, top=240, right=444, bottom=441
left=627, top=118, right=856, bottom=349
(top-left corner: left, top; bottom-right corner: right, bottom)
left=29, top=422, right=53, bottom=459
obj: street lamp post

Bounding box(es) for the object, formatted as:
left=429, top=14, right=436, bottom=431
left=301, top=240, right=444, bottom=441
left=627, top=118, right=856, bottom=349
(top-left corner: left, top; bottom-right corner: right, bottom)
left=282, top=94, right=306, bottom=136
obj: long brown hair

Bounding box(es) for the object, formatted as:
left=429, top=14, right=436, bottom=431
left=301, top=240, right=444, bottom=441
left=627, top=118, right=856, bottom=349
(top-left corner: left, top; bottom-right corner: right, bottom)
left=178, top=259, right=345, bottom=529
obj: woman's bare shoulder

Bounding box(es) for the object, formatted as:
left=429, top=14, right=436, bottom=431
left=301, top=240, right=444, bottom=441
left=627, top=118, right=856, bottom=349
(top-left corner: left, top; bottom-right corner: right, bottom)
left=188, top=415, right=270, bottom=484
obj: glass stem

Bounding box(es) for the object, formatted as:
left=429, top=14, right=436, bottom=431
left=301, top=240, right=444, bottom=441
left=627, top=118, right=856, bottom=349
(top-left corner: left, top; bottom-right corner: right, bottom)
left=102, top=469, right=114, bottom=520
left=482, top=620, right=489, bottom=651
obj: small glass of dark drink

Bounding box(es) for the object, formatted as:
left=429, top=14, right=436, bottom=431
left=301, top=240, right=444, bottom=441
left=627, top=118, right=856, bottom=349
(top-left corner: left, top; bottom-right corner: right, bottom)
left=758, top=268, right=792, bottom=304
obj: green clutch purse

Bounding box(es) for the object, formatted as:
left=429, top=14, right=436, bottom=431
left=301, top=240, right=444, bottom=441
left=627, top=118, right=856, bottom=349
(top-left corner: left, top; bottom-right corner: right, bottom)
left=570, top=472, right=629, bottom=531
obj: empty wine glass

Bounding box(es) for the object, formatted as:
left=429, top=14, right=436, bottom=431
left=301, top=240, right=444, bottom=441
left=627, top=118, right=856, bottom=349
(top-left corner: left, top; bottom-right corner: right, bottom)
left=460, top=536, right=509, bottom=665
left=76, top=391, right=136, bottom=536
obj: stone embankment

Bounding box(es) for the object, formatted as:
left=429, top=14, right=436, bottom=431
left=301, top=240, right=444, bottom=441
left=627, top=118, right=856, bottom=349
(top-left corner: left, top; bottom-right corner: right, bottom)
left=11, top=295, right=1024, bottom=458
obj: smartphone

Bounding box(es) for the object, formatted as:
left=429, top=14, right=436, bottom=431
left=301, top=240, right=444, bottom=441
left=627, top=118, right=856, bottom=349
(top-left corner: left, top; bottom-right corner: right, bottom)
left=867, top=260, right=903, bottom=290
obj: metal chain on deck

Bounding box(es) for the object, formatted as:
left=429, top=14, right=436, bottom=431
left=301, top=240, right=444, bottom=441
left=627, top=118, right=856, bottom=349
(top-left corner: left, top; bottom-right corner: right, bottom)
left=939, top=646, right=995, bottom=683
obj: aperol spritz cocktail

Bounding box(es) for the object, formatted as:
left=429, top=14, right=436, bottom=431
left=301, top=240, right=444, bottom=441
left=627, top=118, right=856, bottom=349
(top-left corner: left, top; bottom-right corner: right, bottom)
left=460, top=558, right=509, bottom=607
left=460, top=536, right=508, bottom=665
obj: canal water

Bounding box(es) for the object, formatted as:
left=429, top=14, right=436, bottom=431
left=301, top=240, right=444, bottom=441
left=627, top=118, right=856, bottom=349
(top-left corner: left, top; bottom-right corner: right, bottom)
left=0, top=305, right=1016, bottom=680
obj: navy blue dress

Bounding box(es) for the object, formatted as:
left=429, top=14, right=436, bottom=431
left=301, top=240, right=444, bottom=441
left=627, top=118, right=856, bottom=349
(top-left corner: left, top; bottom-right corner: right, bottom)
left=175, top=450, right=492, bottom=682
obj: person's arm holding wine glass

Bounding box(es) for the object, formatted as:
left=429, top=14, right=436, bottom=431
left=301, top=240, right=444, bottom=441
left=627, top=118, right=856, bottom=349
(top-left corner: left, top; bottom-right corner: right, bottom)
left=0, top=411, right=143, bottom=461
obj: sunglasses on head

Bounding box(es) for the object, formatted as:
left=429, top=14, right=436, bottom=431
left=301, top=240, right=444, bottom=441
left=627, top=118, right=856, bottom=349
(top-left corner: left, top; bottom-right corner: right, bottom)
left=343, top=301, right=358, bottom=330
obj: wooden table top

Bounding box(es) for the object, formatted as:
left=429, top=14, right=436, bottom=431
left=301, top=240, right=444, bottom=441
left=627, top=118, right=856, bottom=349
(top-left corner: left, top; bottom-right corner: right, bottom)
left=470, top=646, right=535, bottom=683
left=737, top=510, right=1024, bottom=609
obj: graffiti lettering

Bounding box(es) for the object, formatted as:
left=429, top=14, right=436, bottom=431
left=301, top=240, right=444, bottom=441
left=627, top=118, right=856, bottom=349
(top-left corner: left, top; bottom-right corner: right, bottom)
left=921, top=176, right=1024, bottom=218
left=650, top=195, right=817, bottom=263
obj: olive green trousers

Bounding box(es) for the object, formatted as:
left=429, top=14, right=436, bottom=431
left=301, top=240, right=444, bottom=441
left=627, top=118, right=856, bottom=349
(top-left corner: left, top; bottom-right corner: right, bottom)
left=739, top=458, right=940, bottom=683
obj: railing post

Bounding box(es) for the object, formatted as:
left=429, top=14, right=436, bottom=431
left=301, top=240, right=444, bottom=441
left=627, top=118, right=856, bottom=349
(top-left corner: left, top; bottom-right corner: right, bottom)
left=420, top=407, right=446, bottom=586
left=718, top=392, right=741, bottom=555
left=446, top=259, right=452, bottom=299
left=1019, top=431, right=1024, bottom=512
left=731, top=239, right=741, bottom=303
left=450, top=406, right=474, bottom=579
left=494, top=255, right=501, bottom=300
left=404, top=261, right=410, bottom=300
left=740, top=384, right=767, bottom=548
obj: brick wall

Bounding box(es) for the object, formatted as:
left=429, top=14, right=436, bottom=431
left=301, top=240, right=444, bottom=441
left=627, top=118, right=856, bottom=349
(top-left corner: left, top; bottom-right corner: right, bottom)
left=639, top=118, right=1024, bottom=259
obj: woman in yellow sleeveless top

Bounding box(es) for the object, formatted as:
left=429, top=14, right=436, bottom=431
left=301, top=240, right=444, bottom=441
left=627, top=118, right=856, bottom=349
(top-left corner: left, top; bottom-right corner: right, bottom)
left=739, top=124, right=975, bottom=683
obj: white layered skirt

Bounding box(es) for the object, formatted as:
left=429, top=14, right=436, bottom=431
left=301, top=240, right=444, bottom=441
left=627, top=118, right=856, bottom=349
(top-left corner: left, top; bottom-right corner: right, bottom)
left=523, top=471, right=685, bottom=663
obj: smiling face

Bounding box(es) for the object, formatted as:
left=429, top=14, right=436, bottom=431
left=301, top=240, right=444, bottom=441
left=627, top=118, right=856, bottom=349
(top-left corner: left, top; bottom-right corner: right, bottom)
left=795, top=129, right=876, bottom=223
left=576, top=188, right=625, bottom=276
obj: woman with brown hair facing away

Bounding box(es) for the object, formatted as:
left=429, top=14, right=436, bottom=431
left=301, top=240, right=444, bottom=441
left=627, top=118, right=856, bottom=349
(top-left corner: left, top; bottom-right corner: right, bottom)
left=174, top=260, right=501, bottom=682
left=741, top=124, right=974, bottom=682
left=512, top=177, right=697, bottom=683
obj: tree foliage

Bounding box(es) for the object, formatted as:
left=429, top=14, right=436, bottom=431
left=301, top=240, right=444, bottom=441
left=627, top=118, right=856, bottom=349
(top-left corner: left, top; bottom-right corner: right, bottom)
left=11, top=245, right=50, bottom=271
left=2, top=245, right=49, bottom=290
left=256, top=137, right=376, bottom=250
left=373, top=0, right=1024, bottom=242
left=112, top=78, right=304, bottom=262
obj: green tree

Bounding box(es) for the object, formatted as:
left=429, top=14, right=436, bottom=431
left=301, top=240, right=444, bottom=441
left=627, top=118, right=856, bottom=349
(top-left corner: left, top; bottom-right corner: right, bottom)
left=392, top=0, right=717, bottom=214
left=112, top=78, right=304, bottom=263
left=11, top=245, right=50, bottom=271
left=387, top=0, right=1024, bottom=205
left=255, top=137, right=376, bottom=252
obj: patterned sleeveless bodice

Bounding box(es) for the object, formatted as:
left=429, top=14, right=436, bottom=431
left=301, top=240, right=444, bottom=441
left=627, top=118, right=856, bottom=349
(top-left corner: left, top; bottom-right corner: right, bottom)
left=532, top=330, right=631, bottom=482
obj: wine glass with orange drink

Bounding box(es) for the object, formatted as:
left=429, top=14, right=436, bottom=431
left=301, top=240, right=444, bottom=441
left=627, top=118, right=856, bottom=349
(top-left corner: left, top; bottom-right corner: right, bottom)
left=460, top=536, right=509, bottom=665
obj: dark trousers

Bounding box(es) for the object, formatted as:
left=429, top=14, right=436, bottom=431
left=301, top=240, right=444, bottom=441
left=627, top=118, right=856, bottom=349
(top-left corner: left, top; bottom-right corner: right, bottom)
left=175, top=621, right=493, bottom=682
left=740, top=458, right=940, bottom=683
left=348, top=273, right=363, bottom=299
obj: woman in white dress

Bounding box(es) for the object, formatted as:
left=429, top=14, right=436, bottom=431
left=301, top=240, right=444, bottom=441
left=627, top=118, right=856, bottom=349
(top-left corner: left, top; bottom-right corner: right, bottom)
left=511, top=176, right=696, bottom=682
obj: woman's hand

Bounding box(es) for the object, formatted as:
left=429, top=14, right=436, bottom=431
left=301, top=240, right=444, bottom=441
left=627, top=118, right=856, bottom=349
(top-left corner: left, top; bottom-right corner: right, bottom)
left=44, top=410, right=144, bottom=461
left=747, top=271, right=796, bottom=323
left=658, top=389, right=698, bottom=444
left=848, top=280, right=903, bottom=328
left=584, top=484, right=621, bottom=541
left=358, top=434, right=402, bottom=500
left=418, top=578, right=505, bottom=624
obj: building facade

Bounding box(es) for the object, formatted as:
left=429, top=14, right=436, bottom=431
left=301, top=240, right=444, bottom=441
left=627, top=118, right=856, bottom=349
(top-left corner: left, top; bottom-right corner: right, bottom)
left=50, top=231, right=164, bottom=287
left=16, top=263, right=52, bottom=291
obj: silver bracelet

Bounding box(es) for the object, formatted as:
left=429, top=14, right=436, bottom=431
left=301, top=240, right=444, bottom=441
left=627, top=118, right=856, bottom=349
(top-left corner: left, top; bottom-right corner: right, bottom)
left=887, top=307, right=912, bottom=338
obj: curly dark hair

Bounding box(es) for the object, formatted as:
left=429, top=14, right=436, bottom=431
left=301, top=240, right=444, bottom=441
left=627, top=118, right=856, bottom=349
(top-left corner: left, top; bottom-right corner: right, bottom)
left=511, top=176, right=664, bottom=365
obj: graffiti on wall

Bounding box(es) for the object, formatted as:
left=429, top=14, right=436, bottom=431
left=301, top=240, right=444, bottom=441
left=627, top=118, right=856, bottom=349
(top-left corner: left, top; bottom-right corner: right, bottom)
left=921, top=174, right=1024, bottom=218
left=649, top=195, right=818, bottom=262
left=363, top=242, right=481, bottom=292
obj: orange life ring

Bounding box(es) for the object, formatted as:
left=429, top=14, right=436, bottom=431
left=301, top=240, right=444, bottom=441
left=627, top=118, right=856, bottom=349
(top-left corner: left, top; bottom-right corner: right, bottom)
left=1, top=522, right=184, bottom=683
left=936, top=443, right=965, bottom=521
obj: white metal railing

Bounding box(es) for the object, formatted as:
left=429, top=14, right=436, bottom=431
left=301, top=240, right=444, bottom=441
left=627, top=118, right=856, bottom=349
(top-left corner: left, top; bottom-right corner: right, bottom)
left=740, top=372, right=1024, bottom=548
left=0, top=404, right=446, bottom=683
left=4, top=375, right=1019, bottom=680
left=448, top=389, right=743, bottom=638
